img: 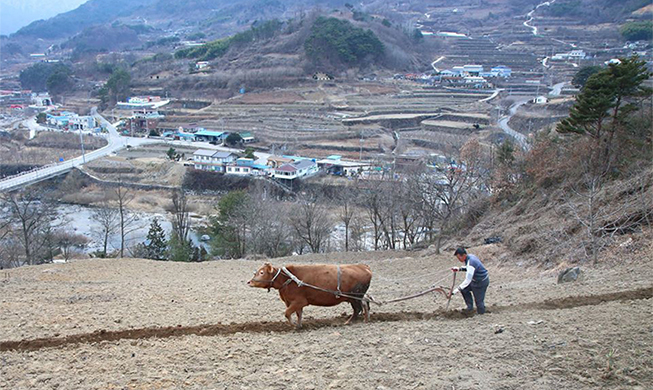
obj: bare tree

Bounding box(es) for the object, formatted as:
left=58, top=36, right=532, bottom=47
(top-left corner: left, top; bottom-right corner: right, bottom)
left=414, top=139, right=489, bottom=253
left=379, top=184, right=399, bottom=250
left=2, top=190, right=57, bottom=265
left=336, top=190, right=357, bottom=252
left=398, top=182, right=420, bottom=249
left=0, top=236, right=22, bottom=269
left=115, top=183, right=136, bottom=258
left=169, top=189, right=191, bottom=242
left=249, top=198, right=291, bottom=258
left=348, top=212, right=366, bottom=252
left=91, top=201, right=119, bottom=257
left=561, top=160, right=652, bottom=263
left=363, top=183, right=385, bottom=250
left=54, top=231, right=90, bottom=261
left=289, top=197, right=333, bottom=254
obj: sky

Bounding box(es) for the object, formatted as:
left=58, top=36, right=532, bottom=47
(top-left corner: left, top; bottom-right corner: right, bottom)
left=0, top=0, right=88, bottom=35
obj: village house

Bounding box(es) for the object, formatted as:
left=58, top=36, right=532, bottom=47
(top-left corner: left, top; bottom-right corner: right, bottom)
left=462, top=64, right=483, bottom=76
left=316, top=155, right=374, bottom=176
left=193, top=129, right=227, bottom=143
left=225, top=158, right=269, bottom=176
left=552, top=50, right=586, bottom=61
left=533, top=96, right=548, bottom=104
left=126, top=108, right=164, bottom=134
left=193, top=149, right=237, bottom=172
left=47, top=111, right=96, bottom=131
left=313, top=72, right=334, bottom=81
left=195, top=61, right=210, bottom=71
left=30, top=93, right=52, bottom=108
left=463, top=76, right=487, bottom=85
left=273, top=159, right=319, bottom=180
left=267, top=156, right=294, bottom=169
left=239, top=131, right=255, bottom=143
left=490, top=66, right=512, bottom=77
left=568, top=50, right=586, bottom=60
left=116, top=96, right=170, bottom=110
left=68, top=115, right=96, bottom=131
left=439, top=64, right=509, bottom=83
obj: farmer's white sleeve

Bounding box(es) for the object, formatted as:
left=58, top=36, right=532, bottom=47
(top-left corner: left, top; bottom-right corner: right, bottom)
left=457, top=266, right=475, bottom=291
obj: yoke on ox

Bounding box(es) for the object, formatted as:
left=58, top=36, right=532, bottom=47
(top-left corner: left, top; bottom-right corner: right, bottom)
left=248, top=263, right=372, bottom=329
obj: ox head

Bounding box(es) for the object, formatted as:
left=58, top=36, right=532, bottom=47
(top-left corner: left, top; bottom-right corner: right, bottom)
left=247, top=262, right=278, bottom=291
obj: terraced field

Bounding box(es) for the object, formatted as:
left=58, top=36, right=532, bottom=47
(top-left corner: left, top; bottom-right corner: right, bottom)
left=155, top=82, right=498, bottom=160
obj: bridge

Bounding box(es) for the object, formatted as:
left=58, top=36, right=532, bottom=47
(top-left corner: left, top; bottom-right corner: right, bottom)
left=0, top=109, right=155, bottom=192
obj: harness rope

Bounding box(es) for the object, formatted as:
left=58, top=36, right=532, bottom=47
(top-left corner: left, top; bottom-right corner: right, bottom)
left=274, top=267, right=454, bottom=307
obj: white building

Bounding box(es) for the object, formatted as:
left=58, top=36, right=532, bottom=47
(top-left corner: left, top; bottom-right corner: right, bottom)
left=463, top=64, right=483, bottom=75
left=491, top=66, right=512, bottom=77
left=47, top=111, right=96, bottom=130
left=68, top=115, right=96, bottom=130
left=195, top=61, right=210, bottom=70
left=568, top=50, right=586, bottom=59
left=31, top=93, right=52, bottom=107
left=316, top=155, right=374, bottom=176
left=193, top=150, right=237, bottom=172
left=533, top=96, right=548, bottom=104
left=117, top=96, right=170, bottom=110
left=552, top=50, right=586, bottom=61
left=225, top=158, right=269, bottom=176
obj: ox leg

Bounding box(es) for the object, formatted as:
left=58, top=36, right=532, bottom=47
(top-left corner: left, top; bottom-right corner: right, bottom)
left=284, top=302, right=305, bottom=330
left=295, top=307, right=303, bottom=330
left=363, top=300, right=370, bottom=322
left=345, top=300, right=361, bottom=325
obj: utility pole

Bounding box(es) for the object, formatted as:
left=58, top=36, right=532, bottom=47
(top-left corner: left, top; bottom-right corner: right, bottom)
left=78, top=126, right=86, bottom=164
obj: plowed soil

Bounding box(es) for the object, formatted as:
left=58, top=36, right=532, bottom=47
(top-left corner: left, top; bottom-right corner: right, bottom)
left=1, top=243, right=651, bottom=389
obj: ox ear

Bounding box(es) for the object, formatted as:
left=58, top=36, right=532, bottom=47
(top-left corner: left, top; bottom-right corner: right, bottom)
left=263, top=262, right=273, bottom=272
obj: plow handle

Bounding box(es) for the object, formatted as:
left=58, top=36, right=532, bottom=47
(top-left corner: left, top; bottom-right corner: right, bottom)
left=445, top=271, right=457, bottom=310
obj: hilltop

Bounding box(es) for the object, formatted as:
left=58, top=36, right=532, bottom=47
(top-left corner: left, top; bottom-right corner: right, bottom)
left=2, top=0, right=650, bottom=98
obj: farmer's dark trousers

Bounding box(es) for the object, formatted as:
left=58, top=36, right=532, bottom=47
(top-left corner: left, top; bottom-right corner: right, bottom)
left=461, top=277, right=489, bottom=314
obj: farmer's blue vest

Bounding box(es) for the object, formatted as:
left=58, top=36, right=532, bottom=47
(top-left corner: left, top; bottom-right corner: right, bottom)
left=466, top=254, right=488, bottom=283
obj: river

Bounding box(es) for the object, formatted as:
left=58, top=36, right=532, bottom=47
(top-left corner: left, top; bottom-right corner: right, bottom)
left=54, top=204, right=207, bottom=256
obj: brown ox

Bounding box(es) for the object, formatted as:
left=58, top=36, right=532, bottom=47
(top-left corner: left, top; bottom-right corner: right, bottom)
left=248, top=263, right=373, bottom=329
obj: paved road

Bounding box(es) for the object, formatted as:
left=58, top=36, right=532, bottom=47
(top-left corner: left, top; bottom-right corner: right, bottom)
left=22, top=116, right=50, bottom=138
left=498, top=98, right=532, bottom=150
left=431, top=56, right=446, bottom=73
left=0, top=109, right=156, bottom=192
left=550, top=82, right=567, bottom=96
left=479, top=88, right=503, bottom=103
left=495, top=80, right=569, bottom=150
left=524, top=0, right=557, bottom=36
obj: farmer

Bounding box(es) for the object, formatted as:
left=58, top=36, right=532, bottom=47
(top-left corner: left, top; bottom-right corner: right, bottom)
left=450, top=247, right=489, bottom=314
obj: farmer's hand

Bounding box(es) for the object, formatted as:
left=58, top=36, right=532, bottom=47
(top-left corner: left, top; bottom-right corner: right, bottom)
left=451, top=267, right=460, bottom=272
left=450, top=288, right=458, bottom=297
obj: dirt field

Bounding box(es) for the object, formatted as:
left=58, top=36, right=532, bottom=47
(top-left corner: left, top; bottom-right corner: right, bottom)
left=1, top=242, right=651, bottom=389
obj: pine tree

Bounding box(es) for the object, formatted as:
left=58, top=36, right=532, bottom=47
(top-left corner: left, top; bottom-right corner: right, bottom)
left=143, top=219, right=167, bottom=260
left=497, top=139, right=515, bottom=167
left=167, top=234, right=194, bottom=262
left=557, top=56, right=651, bottom=171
